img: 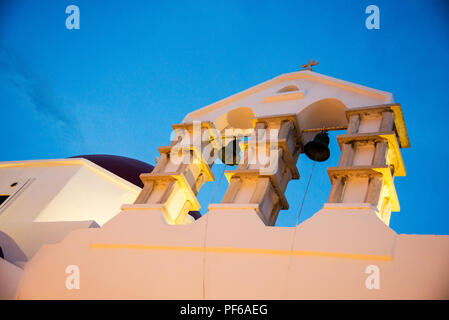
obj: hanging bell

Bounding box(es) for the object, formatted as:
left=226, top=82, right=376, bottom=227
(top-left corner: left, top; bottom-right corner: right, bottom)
left=219, top=138, right=241, bottom=166
left=304, top=132, right=330, bottom=162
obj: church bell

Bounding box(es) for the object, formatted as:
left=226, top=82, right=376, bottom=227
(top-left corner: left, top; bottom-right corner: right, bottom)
left=304, top=132, right=330, bottom=162
left=219, top=138, right=241, bottom=166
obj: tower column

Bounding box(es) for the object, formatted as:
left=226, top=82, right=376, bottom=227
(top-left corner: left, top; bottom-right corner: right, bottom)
left=326, top=104, right=409, bottom=225
left=213, top=114, right=303, bottom=226
left=132, top=121, right=219, bottom=224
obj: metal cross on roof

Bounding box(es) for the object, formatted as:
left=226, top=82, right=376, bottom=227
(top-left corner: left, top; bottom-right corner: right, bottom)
left=301, top=59, right=319, bottom=71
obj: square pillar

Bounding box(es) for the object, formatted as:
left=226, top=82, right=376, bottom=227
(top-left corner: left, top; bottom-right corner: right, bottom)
left=215, top=114, right=302, bottom=226
left=133, top=121, right=219, bottom=224
left=326, top=104, right=410, bottom=225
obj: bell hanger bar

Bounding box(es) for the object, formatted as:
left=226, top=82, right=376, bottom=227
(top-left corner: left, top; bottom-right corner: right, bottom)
left=301, top=125, right=347, bottom=134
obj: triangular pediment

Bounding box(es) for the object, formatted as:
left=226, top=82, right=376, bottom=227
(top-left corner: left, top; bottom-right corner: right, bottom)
left=182, top=70, right=394, bottom=131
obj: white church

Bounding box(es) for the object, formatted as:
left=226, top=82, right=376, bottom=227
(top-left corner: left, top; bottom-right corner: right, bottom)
left=1, top=66, right=448, bottom=299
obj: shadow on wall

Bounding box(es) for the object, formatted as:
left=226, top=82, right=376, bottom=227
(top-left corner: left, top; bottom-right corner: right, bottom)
left=0, top=230, right=28, bottom=264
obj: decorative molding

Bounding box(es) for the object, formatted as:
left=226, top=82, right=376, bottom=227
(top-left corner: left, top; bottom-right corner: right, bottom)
left=263, top=91, right=304, bottom=103
left=186, top=71, right=391, bottom=119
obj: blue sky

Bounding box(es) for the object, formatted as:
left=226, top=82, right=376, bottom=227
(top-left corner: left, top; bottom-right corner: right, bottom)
left=1, top=0, right=448, bottom=234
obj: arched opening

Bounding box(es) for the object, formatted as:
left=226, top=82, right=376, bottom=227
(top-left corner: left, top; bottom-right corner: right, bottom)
left=277, top=85, right=299, bottom=93
left=298, top=98, right=347, bottom=143
left=194, top=108, right=257, bottom=217
left=299, top=98, right=347, bottom=130
left=213, top=107, right=255, bottom=132
left=275, top=98, right=348, bottom=228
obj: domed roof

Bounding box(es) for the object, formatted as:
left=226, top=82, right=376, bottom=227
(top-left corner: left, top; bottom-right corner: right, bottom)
left=69, top=154, right=154, bottom=188
left=188, top=211, right=202, bottom=220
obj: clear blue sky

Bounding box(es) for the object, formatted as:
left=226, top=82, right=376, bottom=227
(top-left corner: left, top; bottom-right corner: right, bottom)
left=1, top=0, right=448, bottom=235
